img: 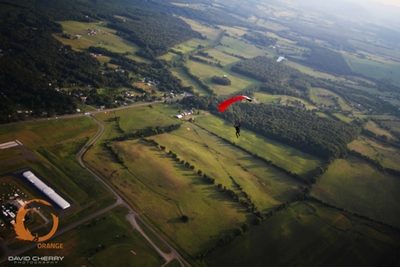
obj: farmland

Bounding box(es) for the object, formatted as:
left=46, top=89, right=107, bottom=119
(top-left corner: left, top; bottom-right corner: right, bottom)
left=186, top=60, right=259, bottom=96
left=195, top=113, right=323, bottom=177
left=55, top=21, right=139, bottom=54
left=348, top=136, right=400, bottom=171
left=311, top=156, right=400, bottom=227
left=206, top=201, right=400, bottom=267
left=152, top=123, right=302, bottom=211
left=309, top=87, right=352, bottom=112
left=254, top=92, right=316, bottom=110
left=27, top=208, right=164, bottom=267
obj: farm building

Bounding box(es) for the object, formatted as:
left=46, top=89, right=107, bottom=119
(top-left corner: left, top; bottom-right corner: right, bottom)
left=22, top=171, right=71, bottom=210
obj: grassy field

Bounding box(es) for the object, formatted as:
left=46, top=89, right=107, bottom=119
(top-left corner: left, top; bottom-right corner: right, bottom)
left=216, top=36, right=266, bottom=58
left=86, top=104, right=248, bottom=256
left=309, top=87, right=352, bottom=112
left=206, top=201, right=400, bottom=267
left=348, top=136, right=400, bottom=171
left=55, top=21, right=139, bottom=54
left=311, top=156, right=400, bottom=227
left=186, top=60, right=259, bottom=95
left=111, top=139, right=248, bottom=256
left=254, top=92, right=316, bottom=110
left=0, top=117, right=113, bottom=214
left=180, top=17, right=221, bottom=40
left=344, top=53, right=400, bottom=86
left=205, top=49, right=242, bottom=66
left=195, top=114, right=323, bottom=177
left=378, top=120, right=400, bottom=137
left=364, top=120, right=397, bottom=141
left=95, top=105, right=179, bottom=134
left=152, top=122, right=302, bottom=212
left=171, top=68, right=209, bottom=96
left=26, top=208, right=164, bottom=267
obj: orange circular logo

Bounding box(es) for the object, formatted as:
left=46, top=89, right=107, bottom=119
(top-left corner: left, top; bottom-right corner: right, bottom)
left=13, top=199, right=59, bottom=242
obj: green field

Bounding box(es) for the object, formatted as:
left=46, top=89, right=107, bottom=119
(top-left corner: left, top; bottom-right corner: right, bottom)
left=364, top=120, right=397, bottom=141
left=309, top=87, right=352, bottom=112
left=311, top=156, right=400, bottom=227
left=205, top=49, right=242, bottom=66
left=206, top=201, right=400, bottom=267
left=180, top=17, right=221, bottom=40
left=55, top=21, right=139, bottom=54
left=171, top=68, right=209, bottom=95
left=195, top=114, right=323, bottom=177
left=344, top=53, right=400, bottom=86
left=0, top=118, right=111, bottom=207
left=26, top=208, right=164, bottom=267
left=348, top=136, right=400, bottom=171
left=254, top=92, right=316, bottom=110
left=216, top=36, right=266, bottom=58
left=111, top=139, right=248, bottom=256
left=186, top=60, right=259, bottom=95
left=152, top=122, right=301, bottom=212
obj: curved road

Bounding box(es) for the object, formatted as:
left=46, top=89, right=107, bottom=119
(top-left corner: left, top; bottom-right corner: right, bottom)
left=1, top=101, right=190, bottom=267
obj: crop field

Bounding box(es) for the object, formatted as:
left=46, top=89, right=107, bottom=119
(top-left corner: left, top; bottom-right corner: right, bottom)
left=218, top=26, right=248, bottom=37
left=309, top=87, right=352, bottom=112
left=186, top=60, right=259, bottom=95
left=348, top=136, right=400, bottom=171
left=55, top=21, right=139, bottom=54
left=195, top=114, right=323, bottom=177
left=28, top=208, right=164, bottom=267
left=344, top=53, right=400, bottom=86
left=173, top=38, right=210, bottom=54
left=332, top=113, right=354, bottom=123
left=216, top=36, right=266, bottom=58
left=311, top=156, right=400, bottom=227
left=364, top=121, right=397, bottom=141
left=152, top=122, right=302, bottom=211
left=254, top=92, right=316, bottom=110
left=206, top=201, right=400, bottom=267
left=111, top=139, right=248, bottom=256
left=285, top=60, right=341, bottom=80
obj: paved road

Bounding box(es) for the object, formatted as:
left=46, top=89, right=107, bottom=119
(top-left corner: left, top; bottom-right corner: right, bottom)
left=1, top=101, right=190, bottom=266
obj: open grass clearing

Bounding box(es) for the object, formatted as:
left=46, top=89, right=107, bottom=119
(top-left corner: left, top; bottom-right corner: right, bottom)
left=152, top=122, right=302, bottom=212
left=206, top=201, right=400, bottom=267
left=311, top=156, right=400, bottom=227
left=348, top=136, right=400, bottom=171
left=195, top=113, right=323, bottom=177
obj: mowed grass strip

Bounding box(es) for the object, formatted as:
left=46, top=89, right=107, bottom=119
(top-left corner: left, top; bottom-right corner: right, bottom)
left=28, top=208, right=164, bottom=267
left=152, top=123, right=302, bottom=211
left=196, top=114, right=322, bottom=177
left=348, top=136, right=400, bottom=171
left=186, top=60, right=258, bottom=95
left=112, top=139, right=248, bottom=256
left=206, top=201, right=400, bottom=267
left=311, top=156, right=400, bottom=227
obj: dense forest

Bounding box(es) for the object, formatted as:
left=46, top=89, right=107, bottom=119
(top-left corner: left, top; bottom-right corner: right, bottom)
left=295, top=46, right=353, bottom=75
left=231, top=56, right=300, bottom=83
left=108, top=12, right=201, bottom=58
left=181, top=96, right=360, bottom=158
left=242, top=32, right=277, bottom=47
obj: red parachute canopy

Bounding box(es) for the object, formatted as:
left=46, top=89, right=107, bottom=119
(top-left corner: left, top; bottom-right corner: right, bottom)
left=218, top=95, right=252, bottom=112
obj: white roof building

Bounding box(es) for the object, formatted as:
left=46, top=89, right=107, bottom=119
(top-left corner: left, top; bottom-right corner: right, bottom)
left=22, top=171, right=71, bottom=210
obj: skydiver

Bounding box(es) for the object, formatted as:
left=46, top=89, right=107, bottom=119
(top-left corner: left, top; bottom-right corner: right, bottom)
left=234, top=122, right=241, bottom=138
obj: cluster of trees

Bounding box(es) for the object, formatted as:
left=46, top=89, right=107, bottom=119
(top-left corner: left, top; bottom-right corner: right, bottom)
left=221, top=103, right=360, bottom=158
left=231, top=56, right=300, bottom=83
left=294, top=45, right=353, bottom=75
left=243, top=32, right=277, bottom=47
left=113, top=124, right=181, bottom=141
left=189, top=55, right=223, bottom=68
left=211, top=76, right=231, bottom=86
left=108, top=11, right=200, bottom=58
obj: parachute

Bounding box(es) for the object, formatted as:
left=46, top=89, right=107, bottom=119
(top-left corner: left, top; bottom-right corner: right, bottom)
left=217, top=95, right=252, bottom=112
